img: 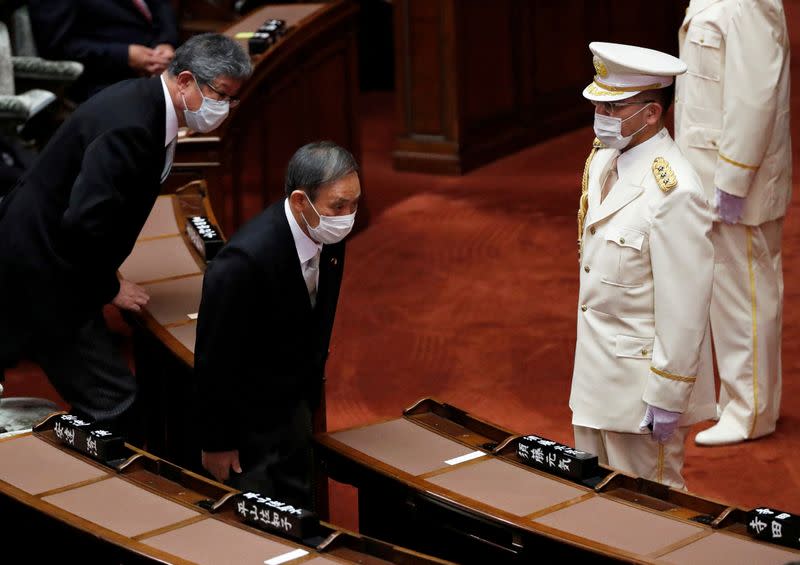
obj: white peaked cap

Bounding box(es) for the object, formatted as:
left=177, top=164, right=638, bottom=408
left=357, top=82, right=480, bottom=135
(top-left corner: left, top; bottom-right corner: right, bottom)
left=582, top=42, right=688, bottom=102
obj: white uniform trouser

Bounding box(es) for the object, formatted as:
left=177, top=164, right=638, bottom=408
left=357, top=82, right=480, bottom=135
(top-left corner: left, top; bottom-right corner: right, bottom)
left=573, top=425, right=689, bottom=489
left=711, top=219, right=783, bottom=439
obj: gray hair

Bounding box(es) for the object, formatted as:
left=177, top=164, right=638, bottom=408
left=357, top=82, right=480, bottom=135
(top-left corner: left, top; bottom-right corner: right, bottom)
left=285, top=141, right=359, bottom=200
left=168, top=33, right=252, bottom=84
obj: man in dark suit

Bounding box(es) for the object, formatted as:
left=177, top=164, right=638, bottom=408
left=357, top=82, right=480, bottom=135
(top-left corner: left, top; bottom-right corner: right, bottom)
left=0, top=33, right=251, bottom=429
left=196, top=141, right=361, bottom=508
left=29, top=0, right=180, bottom=102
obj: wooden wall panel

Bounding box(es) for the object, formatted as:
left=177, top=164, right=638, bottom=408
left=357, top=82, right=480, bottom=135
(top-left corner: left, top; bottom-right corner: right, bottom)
left=393, top=0, right=690, bottom=175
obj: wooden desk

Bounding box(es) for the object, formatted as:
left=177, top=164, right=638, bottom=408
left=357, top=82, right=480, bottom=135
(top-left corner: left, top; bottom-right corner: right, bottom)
left=315, top=398, right=800, bottom=564
left=168, top=2, right=363, bottom=236
left=118, top=184, right=217, bottom=467
left=0, top=415, right=453, bottom=564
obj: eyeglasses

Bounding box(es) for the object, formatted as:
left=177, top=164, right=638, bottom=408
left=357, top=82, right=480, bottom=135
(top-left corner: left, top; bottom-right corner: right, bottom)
left=203, top=81, right=241, bottom=108
left=591, top=100, right=656, bottom=114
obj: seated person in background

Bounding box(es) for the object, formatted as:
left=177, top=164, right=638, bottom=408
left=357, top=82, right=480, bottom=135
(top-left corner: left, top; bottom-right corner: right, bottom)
left=195, top=141, right=361, bottom=508
left=28, top=0, right=179, bottom=102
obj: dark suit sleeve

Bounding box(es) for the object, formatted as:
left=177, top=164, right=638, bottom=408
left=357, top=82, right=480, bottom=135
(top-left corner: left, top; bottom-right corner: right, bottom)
left=151, top=0, right=179, bottom=47
left=28, top=0, right=129, bottom=71
left=194, top=249, right=259, bottom=452
left=61, top=126, right=158, bottom=303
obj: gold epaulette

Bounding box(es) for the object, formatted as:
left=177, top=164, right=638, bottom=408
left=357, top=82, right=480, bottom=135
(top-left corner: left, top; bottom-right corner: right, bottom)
left=577, top=138, right=605, bottom=261
left=652, top=157, right=677, bottom=193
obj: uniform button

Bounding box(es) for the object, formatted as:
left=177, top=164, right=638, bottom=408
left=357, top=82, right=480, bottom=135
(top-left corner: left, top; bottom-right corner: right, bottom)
left=619, top=237, right=625, bottom=244
left=641, top=349, right=648, bottom=356
left=581, top=304, right=588, bottom=312
left=584, top=265, right=590, bottom=273
left=589, top=227, right=596, bottom=235
left=700, top=38, right=705, bottom=44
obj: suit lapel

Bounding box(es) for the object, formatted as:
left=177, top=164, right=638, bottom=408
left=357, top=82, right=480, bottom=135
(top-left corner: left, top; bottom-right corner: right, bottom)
left=589, top=149, right=619, bottom=216
left=274, top=205, right=315, bottom=314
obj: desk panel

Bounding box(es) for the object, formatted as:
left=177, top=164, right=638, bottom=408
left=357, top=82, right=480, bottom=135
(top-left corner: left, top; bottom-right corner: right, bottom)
left=167, top=322, right=198, bottom=355
left=427, top=458, right=585, bottom=517
left=142, top=517, right=296, bottom=564
left=656, top=532, right=800, bottom=565
left=139, top=197, right=179, bottom=239
left=0, top=435, right=107, bottom=494
left=532, top=496, right=704, bottom=556
left=42, top=476, right=200, bottom=537
left=330, top=418, right=479, bottom=476
left=119, top=236, right=201, bottom=283
left=143, top=275, right=203, bottom=326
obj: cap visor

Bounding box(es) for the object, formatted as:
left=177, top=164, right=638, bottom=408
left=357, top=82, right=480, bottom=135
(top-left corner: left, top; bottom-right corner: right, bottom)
left=582, top=82, right=639, bottom=102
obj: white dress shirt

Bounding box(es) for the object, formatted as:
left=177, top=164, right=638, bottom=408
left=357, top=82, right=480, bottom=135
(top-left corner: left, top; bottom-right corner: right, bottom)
left=284, top=198, right=323, bottom=305
left=159, top=75, right=179, bottom=182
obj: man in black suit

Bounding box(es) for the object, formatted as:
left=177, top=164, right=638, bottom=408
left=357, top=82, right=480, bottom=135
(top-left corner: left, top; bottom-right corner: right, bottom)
left=196, top=141, right=361, bottom=508
left=29, top=0, right=179, bottom=102
left=0, top=33, right=251, bottom=429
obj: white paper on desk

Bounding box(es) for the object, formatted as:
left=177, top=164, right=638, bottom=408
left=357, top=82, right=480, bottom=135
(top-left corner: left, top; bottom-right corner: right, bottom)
left=187, top=312, right=198, bottom=320
left=445, top=450, right=485, bottom=466
left=264, top=548, right=309, bottom=565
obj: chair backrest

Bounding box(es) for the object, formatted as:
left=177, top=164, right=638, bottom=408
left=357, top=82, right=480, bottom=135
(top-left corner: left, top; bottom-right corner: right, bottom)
left=11, top=7, right=36, bottom=57
left=0, top=22, right=15, bottom=96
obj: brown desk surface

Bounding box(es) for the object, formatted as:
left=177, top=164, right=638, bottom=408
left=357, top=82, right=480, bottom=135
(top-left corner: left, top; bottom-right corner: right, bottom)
left=318, top=405, right=800, bottom=563
left=42, top=476, right=200, bottom=538
left=656, top=531, right=800, bottom=565
left=142, top=275, right=203, bottom=326
left=330, top=418, right=481, bottom=477
left=119, top=236, right=201, bottom=284
left=168, top=321, right=198, bottom=354
left=138, top=196, right=180, bottom=239
left=427, top=458, right=586, bottom=517
left=0, top=435, right=108, bottom=494
left=141, top=517, right=296, bottom=564
left=532, top=495, right=704, bottom=557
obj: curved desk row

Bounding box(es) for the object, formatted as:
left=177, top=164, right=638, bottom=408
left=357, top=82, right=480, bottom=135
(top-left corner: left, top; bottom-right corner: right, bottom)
left=314, top=398, right=800, bottom=564
left=0, top=414, right=452, bottom=564
left=119, top=185, right=215, bottom=367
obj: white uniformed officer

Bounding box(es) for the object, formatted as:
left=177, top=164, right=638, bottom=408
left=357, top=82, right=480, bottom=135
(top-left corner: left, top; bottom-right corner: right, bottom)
left=571, top=42, right=716, bottom=489
left=675, top=0, right=791, bottom=446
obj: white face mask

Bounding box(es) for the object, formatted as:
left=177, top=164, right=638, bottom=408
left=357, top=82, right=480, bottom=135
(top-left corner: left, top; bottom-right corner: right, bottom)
left=300, top=192, right=356, bottom=245
left=182, top=76, right=229, bottom=133
left=593, top=103, right=650, bottom=150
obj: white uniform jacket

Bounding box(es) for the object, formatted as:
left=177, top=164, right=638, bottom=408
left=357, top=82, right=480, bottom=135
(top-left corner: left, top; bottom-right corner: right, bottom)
left=571, top=130, right=717, bottom=433
left=675, top=0, right=791, bottom=226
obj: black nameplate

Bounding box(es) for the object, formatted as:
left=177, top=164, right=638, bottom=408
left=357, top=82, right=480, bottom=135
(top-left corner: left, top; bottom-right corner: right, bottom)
left=234, top=492, right=319, bottom=541
left=517, top=435, right=598, bottom=480
left=746, top=507, right=800, bottom=550
left=248, top=19, right=287, bottom=55
left=52, top=414, right=125, bottom=463
left=186, top=216, right=224, bottom=261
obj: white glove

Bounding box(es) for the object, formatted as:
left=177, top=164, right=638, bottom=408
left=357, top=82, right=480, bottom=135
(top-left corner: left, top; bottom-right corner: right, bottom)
left=639, top=404, right=681, bottom=443
left=715, top=187, right=745, bottom=224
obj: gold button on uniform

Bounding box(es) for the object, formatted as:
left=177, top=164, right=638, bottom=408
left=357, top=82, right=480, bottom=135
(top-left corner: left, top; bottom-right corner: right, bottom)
left=619, top=237, right=625, bottom=244
left=581, top=304, right=588, bottom=312
left=584, top=265, right=590, bottom=273
left=590, top=226, right=596, bottom=235
left=641, top=349, right=648, bottom=356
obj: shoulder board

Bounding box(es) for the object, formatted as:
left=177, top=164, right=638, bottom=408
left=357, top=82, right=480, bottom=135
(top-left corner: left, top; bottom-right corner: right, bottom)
left=652, top=157, right=677, bottom=193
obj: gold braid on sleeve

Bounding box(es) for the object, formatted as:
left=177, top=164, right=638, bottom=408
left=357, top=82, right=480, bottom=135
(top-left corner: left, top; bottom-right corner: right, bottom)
left=577, top=137, right=605, bottom=261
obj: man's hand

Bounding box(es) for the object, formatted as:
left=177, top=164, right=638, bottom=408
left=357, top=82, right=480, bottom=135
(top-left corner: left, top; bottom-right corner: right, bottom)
left=715, top=187, right=745, bottom=224
left=639, top=404, right=681, bottom=443
left=202, top=449, right=242, bottom=482
left=128, top=44, right=172, bottom=76
left=154, top=43, right=175, bottom=62
left=112, top=279, right=149, bottom=312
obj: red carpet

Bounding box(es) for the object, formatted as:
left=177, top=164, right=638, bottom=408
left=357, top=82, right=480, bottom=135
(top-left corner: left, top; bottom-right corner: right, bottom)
left=7, top=3, right=800, bottom=534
